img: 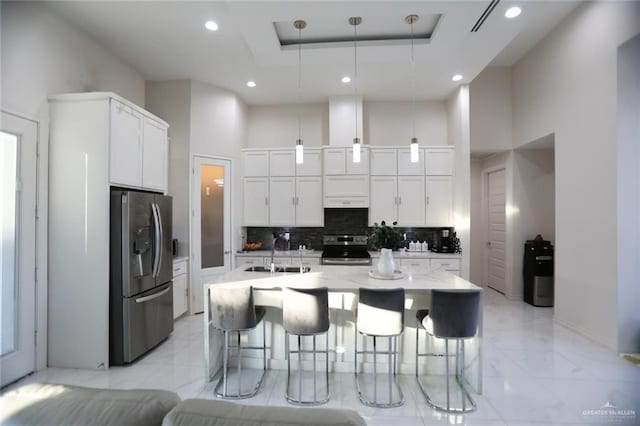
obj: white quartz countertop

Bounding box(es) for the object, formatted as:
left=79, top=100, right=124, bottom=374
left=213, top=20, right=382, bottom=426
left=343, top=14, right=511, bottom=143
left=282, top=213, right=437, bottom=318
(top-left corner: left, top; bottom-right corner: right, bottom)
left=235, top=250, right=460, bottom=259
left=205, top=264, right=480, bottom=292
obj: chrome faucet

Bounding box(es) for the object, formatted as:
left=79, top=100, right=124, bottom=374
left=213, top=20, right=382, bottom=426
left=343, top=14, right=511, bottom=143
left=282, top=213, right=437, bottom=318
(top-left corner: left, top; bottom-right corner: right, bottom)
left=270, top=236, right=277, bottom=273
left=299, top=245, right=304, bottom=273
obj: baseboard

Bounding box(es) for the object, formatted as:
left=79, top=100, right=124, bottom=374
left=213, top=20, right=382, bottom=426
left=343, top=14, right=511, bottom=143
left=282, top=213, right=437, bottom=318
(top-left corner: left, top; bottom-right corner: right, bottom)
left=553, top=316, right=617, bottom=351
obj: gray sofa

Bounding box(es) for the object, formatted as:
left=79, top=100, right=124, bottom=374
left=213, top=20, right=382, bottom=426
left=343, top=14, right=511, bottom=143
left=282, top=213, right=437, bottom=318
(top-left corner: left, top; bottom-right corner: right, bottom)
left=0, top=383, right=366, bottom=426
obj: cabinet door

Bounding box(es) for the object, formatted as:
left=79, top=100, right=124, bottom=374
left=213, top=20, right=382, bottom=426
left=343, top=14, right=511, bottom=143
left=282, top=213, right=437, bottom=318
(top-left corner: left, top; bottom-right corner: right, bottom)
left=142, top=118, right=168, bottom=192
left=243, top=151, right=269, bottom=177
left=370, top=149, right=397, bottom=175
left=397, top=148, right=425, bottom=175
left=296, top=148, right=322, bottom=176
left=346, top=147, right=369, bottom=174
left=425, top=148, right=454, bottom=175
left=243, top=178, right=269, bottom=225
left=269, top=150, right=296, bottom=177
left=110, top=100, right=142, bottom=187
left=236, top=256, right=264, bottom=267
left=323, top=148, right=346, bottom=175
left=426, top=176, right=453, bottom=226
left=369, top=176, right=398, bottom=225
left=296, top=177, right=323, bottom=226
left=172, top=274, right=187, bottom=319
left=269, top=177, right=296, bottom=226
left=397, top=176, right=426, bottom=226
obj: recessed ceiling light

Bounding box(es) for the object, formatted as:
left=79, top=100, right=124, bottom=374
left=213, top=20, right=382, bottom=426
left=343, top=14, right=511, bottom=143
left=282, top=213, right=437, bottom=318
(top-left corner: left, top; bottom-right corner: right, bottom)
left=205, top=20, right=219, bottom=31
left=341, top=76, right=351, bottom=83
left=505, top=7, right=522, bottom=19
left=246, top=81, right=256, bottom=88
left=452, top=74, right=463, bottom=82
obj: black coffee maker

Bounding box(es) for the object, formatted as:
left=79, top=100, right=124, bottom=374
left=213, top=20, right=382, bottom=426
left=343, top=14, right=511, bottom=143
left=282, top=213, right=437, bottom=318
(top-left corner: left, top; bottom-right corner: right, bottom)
left=431, top=228, right=456, bottom=253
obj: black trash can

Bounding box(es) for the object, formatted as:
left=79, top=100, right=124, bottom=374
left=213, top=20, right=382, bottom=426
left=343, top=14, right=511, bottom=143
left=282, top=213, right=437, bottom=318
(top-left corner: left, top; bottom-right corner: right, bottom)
left=523, top=238, right=554, bottom=307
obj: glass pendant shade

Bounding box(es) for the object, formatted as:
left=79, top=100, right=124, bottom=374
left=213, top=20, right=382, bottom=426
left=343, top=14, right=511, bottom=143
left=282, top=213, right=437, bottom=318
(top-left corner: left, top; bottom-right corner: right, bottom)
left=352, top=138, right=361, bottom=163
left=410, top=137, right=419, bottom=163
left=296, top=139, right=304, bottom=164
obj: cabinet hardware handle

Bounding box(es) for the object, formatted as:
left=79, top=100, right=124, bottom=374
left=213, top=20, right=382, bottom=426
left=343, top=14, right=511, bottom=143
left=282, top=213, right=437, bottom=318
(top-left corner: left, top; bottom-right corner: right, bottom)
left=265, top=197, right=269, bottom=205
left=398, top=196, right=402, bottom=204
left=427, top=196, right=430, bottom=205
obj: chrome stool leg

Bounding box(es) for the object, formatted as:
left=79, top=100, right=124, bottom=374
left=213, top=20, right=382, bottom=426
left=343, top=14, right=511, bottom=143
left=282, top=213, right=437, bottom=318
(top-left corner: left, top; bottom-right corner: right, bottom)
left=285, top=332, right=330, bottom=406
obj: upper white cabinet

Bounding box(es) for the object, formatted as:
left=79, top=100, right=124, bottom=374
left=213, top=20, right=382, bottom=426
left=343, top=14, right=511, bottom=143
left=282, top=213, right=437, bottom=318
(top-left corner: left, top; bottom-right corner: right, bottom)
left=323, top=148, right=347, bottom=175
left=296, top=148, right=322, bottom=176
left=346, top=147, right=369, bottom=175
left=269, top=150, right=296, bottom=177
left=269, top=177, right=296, bottom=225
left=110, top=100, right=142, bottom=187
left=425, top=148, right=454, bottom=175
left=397, top=176, right=426, bottom=225
left=109, top=99, right=169, bottom=192
left=243, top=151, right=269, bottom=177
left=369, top=176, right=398, bottom=224
left=398, top=148, right=425, bottom=175
left=370, top=149, right=397, bottom=176
left=426, top=176, right=453, bottom=226
left=243, top=178, right=269, bottom=226
left=295, top=177, right=323, bottom=226
left=324, top=175, right=369, bottom=207
left=142, top=118, right=168, bottom=191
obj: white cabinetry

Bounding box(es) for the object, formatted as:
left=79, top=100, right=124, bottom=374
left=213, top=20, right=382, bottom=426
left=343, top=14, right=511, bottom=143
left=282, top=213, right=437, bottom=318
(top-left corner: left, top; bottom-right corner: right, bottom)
left=324, top=175, right=369, bottom=207
left=426, top=176, right=453, bottom=226
left=243, top=178, right=269, bottom=225
left=369, top=176, right=397, bottom=224
left=172, top=258, right=188, bottom=319
left=323, top=148, right=347, bottom=175
left=296, top=148, right=322, bottom=176
left=47, top=92, right=169, bottom=369
left=242, top=151, right=269, bottom=177
left=425, top=148, right=454, bottom=175
left=269, top=150, right=296, bottom=177
left=295, top=177, right=323, bottom=226
left=370, top=149, right=397, bottom=175
left=398, top=148, right=425, bottom=175
left=397, top=176, right=426, bottom=225
left=269, top=177, right=296, bottom=225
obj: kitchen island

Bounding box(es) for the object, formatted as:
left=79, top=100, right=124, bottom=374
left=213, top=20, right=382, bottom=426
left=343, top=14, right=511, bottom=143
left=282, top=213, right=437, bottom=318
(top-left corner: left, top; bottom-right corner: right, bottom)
left=203, top=264, right=483, bottom=393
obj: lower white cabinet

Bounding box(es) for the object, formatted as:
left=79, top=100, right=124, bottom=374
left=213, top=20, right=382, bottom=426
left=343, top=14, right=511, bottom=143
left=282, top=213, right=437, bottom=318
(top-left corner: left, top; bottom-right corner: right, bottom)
left=430, top=258, right=461, bottom=276
left=243, top=178, right=269, bottom=226
left=172, top=258, right=189, bottom=320
left=426, top=176, right=453, bottom=226
left=235, top=256, right=264, bottom=267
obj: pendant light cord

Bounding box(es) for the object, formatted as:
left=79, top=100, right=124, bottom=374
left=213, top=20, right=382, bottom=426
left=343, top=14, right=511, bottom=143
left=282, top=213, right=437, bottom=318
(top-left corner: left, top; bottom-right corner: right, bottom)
left=411, top=20, right=416, bottom=139
left=298, top=26, right=302, bottom=141
left=353, top=21, right=359, bottom=140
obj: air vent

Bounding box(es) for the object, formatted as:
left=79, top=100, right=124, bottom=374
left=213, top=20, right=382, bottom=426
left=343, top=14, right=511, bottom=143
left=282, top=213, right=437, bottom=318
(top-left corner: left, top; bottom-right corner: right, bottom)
left=471, top=0, right=500, bottom=32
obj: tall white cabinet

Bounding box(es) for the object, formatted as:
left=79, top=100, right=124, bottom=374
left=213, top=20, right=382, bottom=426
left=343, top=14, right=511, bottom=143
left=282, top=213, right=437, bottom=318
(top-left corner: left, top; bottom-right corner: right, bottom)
left=48, top=92, right=169, bottom=369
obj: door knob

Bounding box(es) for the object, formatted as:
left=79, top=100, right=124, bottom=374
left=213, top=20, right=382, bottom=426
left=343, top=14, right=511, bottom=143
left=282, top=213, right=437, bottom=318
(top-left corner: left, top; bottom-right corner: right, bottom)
left=224, top=250, right=230, bottom=255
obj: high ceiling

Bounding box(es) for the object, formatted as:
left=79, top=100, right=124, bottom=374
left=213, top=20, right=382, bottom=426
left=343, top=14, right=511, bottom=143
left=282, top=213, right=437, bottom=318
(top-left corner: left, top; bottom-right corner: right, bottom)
left=45, top=1, right=580, bottom=105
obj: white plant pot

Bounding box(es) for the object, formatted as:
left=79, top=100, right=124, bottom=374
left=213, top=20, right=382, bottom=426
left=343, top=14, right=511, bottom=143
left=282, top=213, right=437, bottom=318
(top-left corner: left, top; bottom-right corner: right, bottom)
left=377, top=248, right=396, bottom=277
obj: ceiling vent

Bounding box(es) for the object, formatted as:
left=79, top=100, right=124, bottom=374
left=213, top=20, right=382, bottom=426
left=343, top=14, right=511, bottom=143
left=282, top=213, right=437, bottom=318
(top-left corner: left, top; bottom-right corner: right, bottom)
left=471, top=0, right=500, bottom=32
left=274, top=14, right=442, bottom=49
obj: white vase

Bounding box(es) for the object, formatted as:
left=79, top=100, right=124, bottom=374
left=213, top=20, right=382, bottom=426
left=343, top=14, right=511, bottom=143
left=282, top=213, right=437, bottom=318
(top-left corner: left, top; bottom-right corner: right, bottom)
left=377, top=248, right=396, bottom=277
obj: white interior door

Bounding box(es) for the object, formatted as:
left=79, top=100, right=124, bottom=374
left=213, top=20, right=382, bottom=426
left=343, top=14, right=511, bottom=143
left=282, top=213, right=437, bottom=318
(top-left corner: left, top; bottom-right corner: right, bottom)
left=1, top=112, right=37, bottom=387
left=486, top=169, right=506, bottom=293
left=191, top=156, right=231, bottom=314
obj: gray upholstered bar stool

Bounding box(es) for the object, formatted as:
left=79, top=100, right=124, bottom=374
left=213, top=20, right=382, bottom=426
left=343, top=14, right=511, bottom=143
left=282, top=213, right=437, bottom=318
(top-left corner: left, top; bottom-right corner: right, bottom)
left=209, top=286, right=267, bottom=399
left=415, top=290, right=480, bottom=413
left=354, top=288, right=405, bottom=408
left=282, top=287, right=330, bottom=406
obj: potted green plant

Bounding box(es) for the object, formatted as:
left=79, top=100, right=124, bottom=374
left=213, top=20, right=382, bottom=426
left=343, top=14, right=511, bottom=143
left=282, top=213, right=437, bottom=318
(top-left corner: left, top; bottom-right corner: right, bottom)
left=368, top=221, right=403, bottom=277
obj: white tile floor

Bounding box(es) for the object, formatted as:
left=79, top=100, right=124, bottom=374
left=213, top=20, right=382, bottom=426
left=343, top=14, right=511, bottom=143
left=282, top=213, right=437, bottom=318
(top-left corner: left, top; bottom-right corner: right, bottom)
left=11, top=288, right=640, bottom=425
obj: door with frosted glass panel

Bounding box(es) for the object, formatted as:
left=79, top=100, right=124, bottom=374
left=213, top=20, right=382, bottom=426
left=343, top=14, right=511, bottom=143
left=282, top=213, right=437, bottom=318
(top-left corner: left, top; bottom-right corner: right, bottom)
left=1, top=112, right=37, bottom=386
left=191, top=157, right=231, bottom=313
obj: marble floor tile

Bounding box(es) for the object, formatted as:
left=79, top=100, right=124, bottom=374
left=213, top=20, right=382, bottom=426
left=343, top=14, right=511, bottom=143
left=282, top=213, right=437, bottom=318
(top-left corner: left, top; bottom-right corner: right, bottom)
left=8, top=288, right=640, bottom=426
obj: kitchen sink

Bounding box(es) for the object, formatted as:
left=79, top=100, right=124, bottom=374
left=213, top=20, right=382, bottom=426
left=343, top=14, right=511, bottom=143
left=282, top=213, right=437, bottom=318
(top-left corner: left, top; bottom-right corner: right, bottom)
left=244, top=266, right=311, bottom=273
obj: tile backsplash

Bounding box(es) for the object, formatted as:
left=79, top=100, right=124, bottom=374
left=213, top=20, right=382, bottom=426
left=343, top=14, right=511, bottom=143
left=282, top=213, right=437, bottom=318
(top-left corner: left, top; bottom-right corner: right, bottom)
left=244, top=208, right=454, bottom=251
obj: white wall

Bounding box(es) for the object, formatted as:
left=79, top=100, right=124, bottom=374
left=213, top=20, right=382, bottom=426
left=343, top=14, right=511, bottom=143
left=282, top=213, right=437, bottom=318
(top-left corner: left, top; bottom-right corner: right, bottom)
left=469, top=158, right=484, bottom=285
left=469, top=67, right=512, bottom=154
left=365, top=101, right=448, bottom=146
left=145, top=80, right=192, bottom=257
left=247, top=103, right=328, bottom=148
left=447, top=86, right=471, bottom=280
left=1, top=1, right=147, bottom=370
left=511, top=148, right=555, bottom=298
left=511, top=1, right=640, bottom=350
left=616, top=34, right=640, bottom=353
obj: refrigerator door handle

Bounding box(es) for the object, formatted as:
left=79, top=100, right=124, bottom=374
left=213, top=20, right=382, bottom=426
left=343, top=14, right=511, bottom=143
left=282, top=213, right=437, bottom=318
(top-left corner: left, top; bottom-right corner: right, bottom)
left=135, top=285, right=171, bottom=304
left=156, top=201, right=164, bottom=276
left=151, top=203, right=161, bottom=278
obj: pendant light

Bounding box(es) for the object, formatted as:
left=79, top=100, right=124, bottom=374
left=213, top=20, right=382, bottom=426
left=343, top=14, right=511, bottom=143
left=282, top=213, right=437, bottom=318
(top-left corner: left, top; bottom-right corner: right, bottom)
left=294, top=20, right=306, bottom=164
left=349, top=17, right=362, bottom=163
left=406, top=14, right=419, bottom=163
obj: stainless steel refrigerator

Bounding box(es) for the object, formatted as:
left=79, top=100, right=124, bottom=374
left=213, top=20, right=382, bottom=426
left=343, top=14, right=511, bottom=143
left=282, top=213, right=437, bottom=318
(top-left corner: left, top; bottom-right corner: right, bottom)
left=109, top=189, right=173, bottom=365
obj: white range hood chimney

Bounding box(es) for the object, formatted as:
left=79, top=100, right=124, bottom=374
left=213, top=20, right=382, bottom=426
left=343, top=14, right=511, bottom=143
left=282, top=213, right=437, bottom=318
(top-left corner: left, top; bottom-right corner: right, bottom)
left=329, top=95, right=363, bottom=146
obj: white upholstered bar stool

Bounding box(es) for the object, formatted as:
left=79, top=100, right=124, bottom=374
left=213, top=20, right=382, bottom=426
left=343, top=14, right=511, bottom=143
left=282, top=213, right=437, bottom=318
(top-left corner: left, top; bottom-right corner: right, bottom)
left=209, top=286, right=267, bottom=399
left=282, top=287, right=330, bottom=406
left=354, top=288, right=405, bottom=408
left=415, top=289, right=480, bottom=413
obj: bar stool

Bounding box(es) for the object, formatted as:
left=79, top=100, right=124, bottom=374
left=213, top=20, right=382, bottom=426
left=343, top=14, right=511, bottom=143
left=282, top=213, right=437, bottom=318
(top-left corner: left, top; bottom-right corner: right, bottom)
left=415, top=290, right=480, bottom=413
left=282, top=287, right=330, bottom=406
left=354, top=288, right=405, bottom=408
left=209, top=286, right=267, bottom=399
